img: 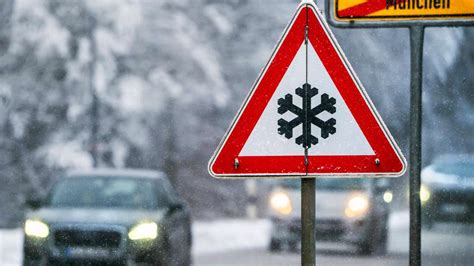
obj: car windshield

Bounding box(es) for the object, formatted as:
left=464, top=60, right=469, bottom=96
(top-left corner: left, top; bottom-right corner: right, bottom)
left=47, top=177, right=159, bottom=209
left=433, top=161, right=474, bottom=178
left=278, top=178, right=368, bottom=190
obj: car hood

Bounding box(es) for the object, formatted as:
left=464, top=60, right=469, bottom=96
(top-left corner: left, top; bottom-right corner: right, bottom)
left=422, top=166, right=474, bottom=190
left=26, top=208, right=166, bottom=227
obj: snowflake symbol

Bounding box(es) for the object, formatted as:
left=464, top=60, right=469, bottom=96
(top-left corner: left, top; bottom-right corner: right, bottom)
left=277, top=83, right=336, bottom=148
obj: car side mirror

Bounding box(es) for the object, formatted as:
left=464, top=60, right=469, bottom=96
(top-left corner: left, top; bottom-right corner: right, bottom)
left=25, top=196, right=43, bottom=210
left=168, top=201, right=184, bottom=214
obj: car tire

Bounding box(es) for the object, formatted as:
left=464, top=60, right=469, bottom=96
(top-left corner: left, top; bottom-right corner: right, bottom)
left=357, top=240, right=374, bottom=256
left=182, top=232, right=192, bottom=266
left=154, top=237, right=172, bottom=266
left=357, top=220, right=387, bottom=256
left=376, top=225, right=388, bottom=255
left=155, top=250, right=171, bottom=266
left=22, top=257, right=47, bottom=266
left=288, top=240, right=298, bottom=252
left=269, top=238, right=282, bottom=252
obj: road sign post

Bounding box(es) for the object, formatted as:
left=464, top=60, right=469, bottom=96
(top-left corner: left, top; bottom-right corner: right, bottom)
left=301, top=178, right=316, bottom=265
left=409, top=25, right=424, bottom=266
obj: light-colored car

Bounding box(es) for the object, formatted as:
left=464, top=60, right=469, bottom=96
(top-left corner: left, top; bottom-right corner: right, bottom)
left=267, top=178, right=392, bottom=255
left=23, top=168, right=192, bottom=265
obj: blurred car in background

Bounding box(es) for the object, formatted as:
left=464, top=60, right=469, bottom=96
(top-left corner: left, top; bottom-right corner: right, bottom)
left=23, top=169, right=192, bottom=266
left=267, top=178, right=392, bottom=255
left=421, top=155, right=474, bottom=229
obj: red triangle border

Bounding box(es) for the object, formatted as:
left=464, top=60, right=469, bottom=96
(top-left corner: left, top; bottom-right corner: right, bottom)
left=209, top=3, right=406, bottom=178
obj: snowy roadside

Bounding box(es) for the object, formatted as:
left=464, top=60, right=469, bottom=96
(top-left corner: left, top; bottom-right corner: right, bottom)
left=0, top=229, right=23, bottom=266
left=192, top=219, right=271, bottom=256
left=193, top=210, right=409, bottom=256
left=0, top=210, right=408, bottom=266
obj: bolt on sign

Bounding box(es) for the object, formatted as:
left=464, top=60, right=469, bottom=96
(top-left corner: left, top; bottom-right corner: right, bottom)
left=208, top=1, right=406, bottom=179
left=327, top=0, right=474, bottom=27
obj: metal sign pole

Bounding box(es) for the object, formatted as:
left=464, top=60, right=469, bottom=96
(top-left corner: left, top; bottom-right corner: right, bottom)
left=409, top=25, right=424, bottom=266
left=302, top=4, right=315, bottom=264
left=301, top=178, right=316, bottom=265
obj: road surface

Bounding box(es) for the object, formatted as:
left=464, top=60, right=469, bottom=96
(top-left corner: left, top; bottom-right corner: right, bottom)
left=1, top=212, right=472, bottom=265
left=195, top=223, right=474, bottom=265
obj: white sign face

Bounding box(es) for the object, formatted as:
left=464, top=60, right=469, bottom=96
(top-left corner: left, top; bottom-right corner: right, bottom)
left=240, top=43, right=374, bottom=157
left=209, top=1, right=406, bottom=178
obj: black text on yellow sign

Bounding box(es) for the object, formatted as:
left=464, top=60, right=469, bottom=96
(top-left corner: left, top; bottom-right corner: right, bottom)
left=335, top=0, right=474, bottom=21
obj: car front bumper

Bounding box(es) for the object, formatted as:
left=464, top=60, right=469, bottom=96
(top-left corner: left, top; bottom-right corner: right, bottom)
left=270, top=216, right=372, bottom=245
left=23, top=223, right=163, bottom=263
left=423, top=188, right=474, bottom=223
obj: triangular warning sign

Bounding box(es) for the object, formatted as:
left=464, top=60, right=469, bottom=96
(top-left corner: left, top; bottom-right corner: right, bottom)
left=209, top=1, right=406, bottom=178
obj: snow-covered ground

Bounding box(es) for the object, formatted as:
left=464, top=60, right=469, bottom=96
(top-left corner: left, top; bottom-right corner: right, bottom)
left=0, top=211, right=408, bottom=266
left=0, top=229, right=23, bottom=266
left=192, top=219, right=271, bottom=256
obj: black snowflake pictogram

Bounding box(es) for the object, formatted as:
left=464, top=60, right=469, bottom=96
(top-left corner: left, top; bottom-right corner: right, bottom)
left=277, top=83, right=336, bottom=148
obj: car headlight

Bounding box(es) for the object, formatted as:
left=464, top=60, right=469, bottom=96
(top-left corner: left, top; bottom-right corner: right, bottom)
left=128, top=222, right=158, bottom=240
left=269, top=191, right=292, bottom=215
left=24, top=220, right=49, bottom=238
left=383, top=190, right=393, bottom=203
left=345, top=195, right=369, bottom=218
left=420, top=184, right=430, bottom=203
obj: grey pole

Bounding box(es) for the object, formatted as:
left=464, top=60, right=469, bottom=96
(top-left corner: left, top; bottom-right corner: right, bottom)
left=409, top=25, right=424, bottom=266
left=301, top=4, right=315, bottom=265
left=301, top=178, right=315, bottom=266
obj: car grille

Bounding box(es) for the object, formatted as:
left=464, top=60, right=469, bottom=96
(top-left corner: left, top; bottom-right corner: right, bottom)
left=316, top=219, right=345, bottom=238
left=54, top=229, right=122, bottom=248
left=433, top=189, right=474, bottom=204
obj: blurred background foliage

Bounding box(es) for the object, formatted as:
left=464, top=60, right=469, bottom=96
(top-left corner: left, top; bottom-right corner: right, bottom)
left=0, top=0, right=472, bottom=227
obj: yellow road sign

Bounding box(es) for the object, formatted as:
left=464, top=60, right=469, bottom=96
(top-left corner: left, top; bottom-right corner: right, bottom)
left=334, top=0, right=474, bottom=21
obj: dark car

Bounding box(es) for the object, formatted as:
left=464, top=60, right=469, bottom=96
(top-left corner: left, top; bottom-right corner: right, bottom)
left=267, top=178, right=392, bottom=255
left=421, top=155, right=474, bottom=229
left=23, top=169, right=192, bottom=265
